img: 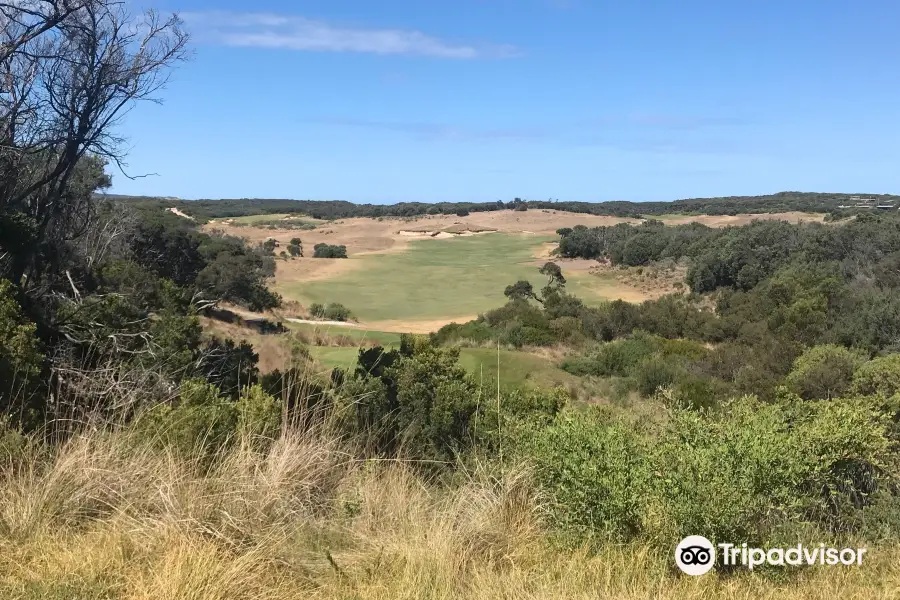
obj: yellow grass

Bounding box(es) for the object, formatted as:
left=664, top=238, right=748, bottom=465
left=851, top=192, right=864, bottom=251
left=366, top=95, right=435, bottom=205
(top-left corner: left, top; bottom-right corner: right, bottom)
left=0, top=427, right=896, bottom=599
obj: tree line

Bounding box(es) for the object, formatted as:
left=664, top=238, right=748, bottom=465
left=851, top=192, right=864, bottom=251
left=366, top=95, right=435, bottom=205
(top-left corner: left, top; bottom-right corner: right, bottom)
left=117, top=191, right=895, bottom=222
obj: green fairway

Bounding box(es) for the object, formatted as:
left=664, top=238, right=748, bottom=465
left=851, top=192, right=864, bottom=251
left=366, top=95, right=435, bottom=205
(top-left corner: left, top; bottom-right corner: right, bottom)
left=457, top=347, right=576, bottom=390
left=308, top=346, right=361, bottom=370
left=286, top=322, right=402, bottom=346
left=307, top=343, right=575, bottom=390
left=281, top=234, right=623, bottom=323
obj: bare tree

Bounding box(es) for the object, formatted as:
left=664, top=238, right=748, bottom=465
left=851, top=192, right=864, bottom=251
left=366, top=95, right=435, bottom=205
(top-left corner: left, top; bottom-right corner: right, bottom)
left=0, top=0, right=189, bottom=287
left=0, top=1, right=90, bottom=63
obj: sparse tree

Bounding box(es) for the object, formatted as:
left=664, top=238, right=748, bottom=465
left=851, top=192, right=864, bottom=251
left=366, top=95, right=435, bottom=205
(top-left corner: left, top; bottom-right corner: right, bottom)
left=0, top=0, right=190, bottom=289
left=540, top=262, right=566, bottom=289
left=504, top=280, right=542, bottom=304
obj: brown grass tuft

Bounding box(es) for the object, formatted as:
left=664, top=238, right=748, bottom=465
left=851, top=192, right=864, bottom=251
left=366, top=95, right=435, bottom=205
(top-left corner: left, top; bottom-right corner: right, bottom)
left=0, top=423, right=897, bottom=599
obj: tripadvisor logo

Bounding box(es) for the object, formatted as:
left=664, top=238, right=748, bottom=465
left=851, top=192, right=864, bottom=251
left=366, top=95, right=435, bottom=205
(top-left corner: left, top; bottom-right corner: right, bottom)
left=675, top=535, right=716, bottom=576
left=675, top=536, right=868, bottom=575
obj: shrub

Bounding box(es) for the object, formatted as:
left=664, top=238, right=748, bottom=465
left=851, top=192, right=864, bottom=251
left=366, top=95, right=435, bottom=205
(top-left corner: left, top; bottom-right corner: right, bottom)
left=635, top=356, right=683, bottom=397
left=236, top=384, right=282, bottom=440
left=621, top=233, right=663, bottom=266
left=324, top=303, right=352, bottom=322
left=313, top=243, right=348, bottom=259
left=786, top=344, right=867, bottom=400
left=0, top=279, right=43, bottom=415
left=430, top=320, right=496, bottom=345
left=591, top=337, right=656, bottom=378
left=309, top=303, right=325, bottom=318
left=548, top=316, right=584, bottom=343
left=500, top=322, right=554, bottom=348
left=669, top=374, right=732, bottom=411
left=649, top=397, right=892, bottom=546
left=138, top=379, right=237, bottom=456
left=525, top=409, right=651, bottom=542
left=526, top=396, right=893, bottom=550
left=852, top=354, right=900, bottom=398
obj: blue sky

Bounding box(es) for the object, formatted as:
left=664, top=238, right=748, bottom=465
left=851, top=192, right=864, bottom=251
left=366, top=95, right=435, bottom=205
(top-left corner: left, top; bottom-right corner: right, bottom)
left=113, top=0, right=900, bottom=203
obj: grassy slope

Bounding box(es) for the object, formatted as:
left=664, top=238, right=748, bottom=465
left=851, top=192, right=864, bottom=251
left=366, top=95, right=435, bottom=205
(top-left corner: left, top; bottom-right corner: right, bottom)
left=456, top=347, right=577, bottom=390
left=308, top=344, right=575, bottom=390
left=282, top=234, right=631, bottom=322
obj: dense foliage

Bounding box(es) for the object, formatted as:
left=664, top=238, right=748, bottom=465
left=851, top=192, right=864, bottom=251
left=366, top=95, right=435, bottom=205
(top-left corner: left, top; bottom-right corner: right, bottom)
left=313, top=243, right=349, bottom=259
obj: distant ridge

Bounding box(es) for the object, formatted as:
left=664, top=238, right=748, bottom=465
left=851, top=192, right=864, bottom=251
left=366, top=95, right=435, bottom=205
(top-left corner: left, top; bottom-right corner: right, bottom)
left=108, top=192, right=897, bottom=223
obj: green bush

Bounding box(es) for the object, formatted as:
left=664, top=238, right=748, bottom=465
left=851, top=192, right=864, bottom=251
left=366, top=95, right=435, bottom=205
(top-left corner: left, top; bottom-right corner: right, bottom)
left=525, top=409, right=651, bottom=542
left=138, top=379, right=237, bottom=455
left=651, top=397, right=891, bottom=546
left=430, top=320, right=496, bottom=346
left=591, top=337, right=656, bottom=377
left=669, top=374, right=732, bottom=411
left=309, top=303, right=325, bottom=318
left=785, top=344, right=867, bottom=400
left=559, top=355, right=601, bottom=377
left=852, top=354, right=900, bottom=398
left=236, top=384, right=282, bottom=440
left=324, top=303, right=352, bottom=322
left=475, top=386, right=568, bottom=454
left=635, top=356, right=683, bottom=397
left=0, top=279, right=43, bottom=414
left=526, top=395, right=894, bottom=550
left=313, top=243, right=348, bottom=259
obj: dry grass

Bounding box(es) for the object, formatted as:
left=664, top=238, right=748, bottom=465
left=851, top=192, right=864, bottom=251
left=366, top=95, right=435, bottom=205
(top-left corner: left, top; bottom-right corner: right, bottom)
left=0, top=423, right=897, bottom=599
left=199, top=318, right=297, bottom=374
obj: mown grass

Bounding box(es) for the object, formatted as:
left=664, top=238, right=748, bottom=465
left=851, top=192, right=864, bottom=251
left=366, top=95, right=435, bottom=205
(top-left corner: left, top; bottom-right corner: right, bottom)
left=286, top=322, right=402, bottom=347
left=0, top=426, right=896, bottom=600
left=282, top=234, right=564, bottom=322
left=281, top=234, right=658, bottom=324
left=308, top=346, right=361, bottom=370
left=457, top=347, right=577, bottom=390
left=307, top=344, right=583, bottom=391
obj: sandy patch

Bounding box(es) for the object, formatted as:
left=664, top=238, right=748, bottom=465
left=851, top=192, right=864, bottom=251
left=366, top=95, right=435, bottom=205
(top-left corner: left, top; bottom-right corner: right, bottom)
left=365, top=316, right=480, bottom=334
left=532, top=242, right=559, bottom=261
left=660, top=211, right=825, bottom=227
left=166, top=207, right=194, bottom=220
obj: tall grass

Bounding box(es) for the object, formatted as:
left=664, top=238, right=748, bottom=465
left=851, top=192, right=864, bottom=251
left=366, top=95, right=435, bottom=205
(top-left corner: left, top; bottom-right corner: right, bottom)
left=0, top=422, right=897, bottom=599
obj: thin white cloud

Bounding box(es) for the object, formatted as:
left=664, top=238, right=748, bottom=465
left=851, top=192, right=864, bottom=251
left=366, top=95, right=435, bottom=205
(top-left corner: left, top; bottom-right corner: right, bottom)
left=182, top=11, right=518, bottom=59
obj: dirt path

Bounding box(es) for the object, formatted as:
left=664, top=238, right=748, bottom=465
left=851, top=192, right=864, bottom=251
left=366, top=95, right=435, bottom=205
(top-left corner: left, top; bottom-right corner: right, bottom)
left=285, top=318, right=360, bottom=327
